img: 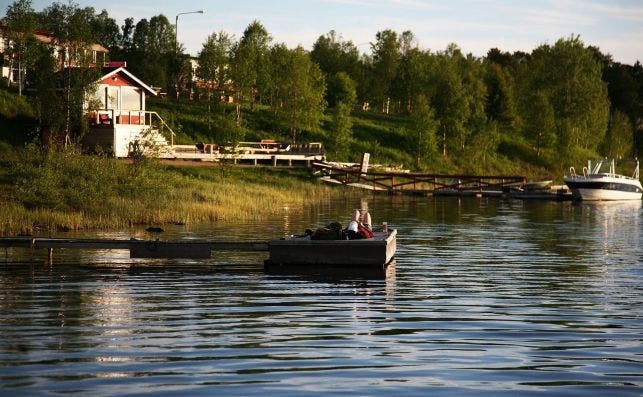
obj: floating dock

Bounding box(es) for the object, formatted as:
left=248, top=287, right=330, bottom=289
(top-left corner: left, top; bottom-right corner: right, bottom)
left=0, top=232, right=398, bottom=275
left=0, top=237, right=268, bottom=261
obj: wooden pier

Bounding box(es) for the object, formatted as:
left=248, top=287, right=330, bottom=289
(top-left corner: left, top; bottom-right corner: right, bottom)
left=0, top=237, right=269, bottom=262
left=312, top=162, right=526, bottom=196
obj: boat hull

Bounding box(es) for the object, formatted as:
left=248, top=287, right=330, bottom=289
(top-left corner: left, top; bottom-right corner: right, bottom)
left=266, top=229, right=396, bottom=268
left=564, top=178, right=643, bottom=201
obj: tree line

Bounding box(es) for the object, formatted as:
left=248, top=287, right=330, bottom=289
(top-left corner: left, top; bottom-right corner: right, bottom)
left=2, top=0, right=642, bottom=168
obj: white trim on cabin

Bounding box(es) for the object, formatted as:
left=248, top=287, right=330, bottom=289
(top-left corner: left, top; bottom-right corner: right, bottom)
left=101, top=67, right=157, bottom=96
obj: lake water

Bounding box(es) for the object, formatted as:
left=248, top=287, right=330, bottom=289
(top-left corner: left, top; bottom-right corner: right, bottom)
left=1, top=196, right=641, bottom=396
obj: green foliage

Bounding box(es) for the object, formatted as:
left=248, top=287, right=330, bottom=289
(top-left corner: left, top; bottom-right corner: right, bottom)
left=601, top=110, right=633, bottom=158
left=0, top=147, right=337, bottom=234
left=407, top=94, right=438, bottom=168
left=485, top=62, right=519, bottom=131
left=369, top=29, right=400, bottom=110
left=4, top=147, right=169, bottom=215
left=461, top=54, right=488, bottom=149
left=393, top=46, right=434, bottom=113
left=5, top=5, right=640, bottom=181
left=311, top=30, right=360, bottom=105
left=25, top=2, right=101, bottom=147
left=3, top=0, right=38, bottom=96
left=231, top=20, right=271, bottom=108
left=197, top=31, right=234, bottom=93
left=126, top=14, right=176, bottom=93
left=150, top=97, right=248, bottom=145
left=0, top=89, right=37, bottom=145
left=430, top=48, right=469, bottom=157
left=326, top=71, right=357, bottom=108
left=517, top=36, right=610, bottom=162
left=522, top=90, right=557, bottom=157
left=268, top=46, right=326, bottom=143
left=327, top=102, right=353, bottom=160
left=466, top=121, right=499, bottom=171
left=0, top=89, right=34, bottom=119
left=311, top=30, right=360, bottom=78
left=90, top=9, right=121, bottom=51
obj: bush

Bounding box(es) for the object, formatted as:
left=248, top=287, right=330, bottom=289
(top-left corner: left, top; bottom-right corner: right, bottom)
left=0, top=89, right=37, bottom=146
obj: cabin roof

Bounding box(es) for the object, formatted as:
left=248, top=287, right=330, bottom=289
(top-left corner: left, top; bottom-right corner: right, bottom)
left=0, top=25, right=109, bottom=53
left=100, top=67, right=157, bottom=96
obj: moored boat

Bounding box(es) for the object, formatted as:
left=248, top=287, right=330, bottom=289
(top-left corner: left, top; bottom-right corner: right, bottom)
left=564, top=159, right=642, bottom=201
left=265, top=229, right=397, bottom=270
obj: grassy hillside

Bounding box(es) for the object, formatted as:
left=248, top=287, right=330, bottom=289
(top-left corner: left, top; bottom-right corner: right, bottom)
left=149, top=97, right=567, bottom=180
left=0, top=88, right=583, bottom=187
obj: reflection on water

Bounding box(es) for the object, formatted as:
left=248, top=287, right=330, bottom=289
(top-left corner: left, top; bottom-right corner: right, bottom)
left=1, top=197, right=641, bottom=395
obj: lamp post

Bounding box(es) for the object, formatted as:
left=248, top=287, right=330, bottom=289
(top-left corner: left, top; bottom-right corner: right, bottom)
left=175, top=10, right=204, bottom=53
left=174, top=10, right=204, bottom=99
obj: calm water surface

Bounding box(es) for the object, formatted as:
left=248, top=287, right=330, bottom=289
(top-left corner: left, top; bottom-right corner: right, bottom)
left=1, top=197, right=641, bottom=396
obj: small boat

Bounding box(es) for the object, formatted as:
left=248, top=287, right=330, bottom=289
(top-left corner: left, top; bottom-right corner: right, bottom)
left=564, top=158, right=642, bottom=201
left=265, top=229, right=397, bottom=271
left=524, top=180, right=553, bottom=191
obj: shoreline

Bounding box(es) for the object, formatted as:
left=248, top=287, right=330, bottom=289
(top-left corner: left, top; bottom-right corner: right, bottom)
left=0, top=151, right=342, bottom=236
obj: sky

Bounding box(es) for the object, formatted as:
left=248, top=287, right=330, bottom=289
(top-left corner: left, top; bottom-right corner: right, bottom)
left=8, top=0, right=643, bottom=64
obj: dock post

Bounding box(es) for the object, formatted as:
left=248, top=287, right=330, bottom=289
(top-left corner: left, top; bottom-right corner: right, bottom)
left=272, top=156, right=277, bottom=167
left=47, top=248, right=53, bottom=266
left=254, top=158, right=258, bottom=166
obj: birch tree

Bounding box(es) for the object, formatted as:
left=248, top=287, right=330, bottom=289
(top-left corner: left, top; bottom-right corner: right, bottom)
left=197, top=31, right=234, bottom=129
left=269, top=45, right=325, bottom=143
left=3, top=0, right=38, bottom=95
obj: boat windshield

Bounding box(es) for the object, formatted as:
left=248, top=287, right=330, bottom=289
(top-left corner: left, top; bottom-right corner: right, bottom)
left=588, top=158, right=640, bottom=179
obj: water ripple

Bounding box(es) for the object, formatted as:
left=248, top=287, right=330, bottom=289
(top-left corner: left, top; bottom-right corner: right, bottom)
left=1, top=197, right=641, bottom=395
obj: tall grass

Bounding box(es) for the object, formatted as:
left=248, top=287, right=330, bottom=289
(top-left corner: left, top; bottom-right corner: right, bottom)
left=0, top=148, right=338, bottom=236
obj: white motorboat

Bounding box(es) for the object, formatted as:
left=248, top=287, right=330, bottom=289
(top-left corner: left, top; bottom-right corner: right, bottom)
left=564, top=158, right=642, bottom=201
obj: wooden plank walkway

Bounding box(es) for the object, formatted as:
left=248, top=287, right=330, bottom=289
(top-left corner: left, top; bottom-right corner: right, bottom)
left=0, top=237, right=269, bottom=260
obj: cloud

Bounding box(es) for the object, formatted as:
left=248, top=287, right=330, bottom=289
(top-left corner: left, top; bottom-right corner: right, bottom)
left=560, top=0, right=643, bottom=23
left=521, top=9, right=597, bottom=28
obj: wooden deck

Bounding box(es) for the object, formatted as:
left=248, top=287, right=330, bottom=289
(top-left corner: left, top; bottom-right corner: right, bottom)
left=170, top=142, right=325, bottom=166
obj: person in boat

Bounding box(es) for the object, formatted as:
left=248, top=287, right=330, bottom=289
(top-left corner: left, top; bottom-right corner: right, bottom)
left=346, top=209, right=374, bottom=239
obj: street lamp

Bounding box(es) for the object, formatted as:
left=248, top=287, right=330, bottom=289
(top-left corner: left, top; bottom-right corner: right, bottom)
left=175, top=10, right=204, bottom=52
